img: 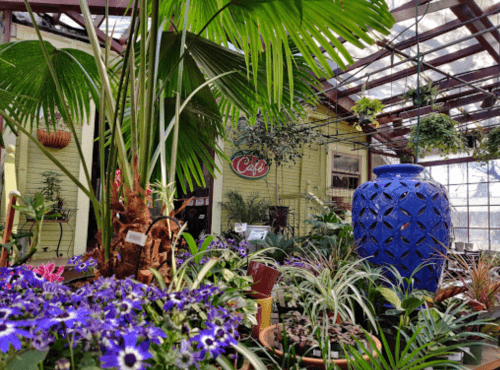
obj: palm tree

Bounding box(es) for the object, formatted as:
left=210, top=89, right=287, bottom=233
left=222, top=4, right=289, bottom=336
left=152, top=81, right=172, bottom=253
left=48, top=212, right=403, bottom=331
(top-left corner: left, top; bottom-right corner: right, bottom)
left=0, top=0, right=394, bottom=281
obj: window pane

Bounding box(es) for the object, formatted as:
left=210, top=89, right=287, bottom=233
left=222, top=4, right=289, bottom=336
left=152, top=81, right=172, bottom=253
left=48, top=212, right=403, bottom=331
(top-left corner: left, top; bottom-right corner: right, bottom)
left=488, top=160, right=500, bottom=182
left=468, top=162, right=488, bottom=183
left=491, top=230, right=500, bottom=251
left=430, top=165, right=448, bottom=185
left=469, top=182, right=488, bottom=205
left=333, top=154, right=359, bottom=173
left=469, top=206, right=489, bottom=228
left=469, top=229, right=489, bottom=250
left=489, top=206, right=500, bottom=228
left=449, top=184, right=468, bottom=206
left=490, top=182, right=500, bottom=205
left=454, top=228, right=468, bottom=243
left=449, top=163, right=467, bottom=185
left=451, top=207, right=468, bottom=228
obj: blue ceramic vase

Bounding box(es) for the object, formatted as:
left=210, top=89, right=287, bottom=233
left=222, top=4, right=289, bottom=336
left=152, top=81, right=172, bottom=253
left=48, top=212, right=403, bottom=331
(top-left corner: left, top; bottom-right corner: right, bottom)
left=352, top=164, right=450, bottom=292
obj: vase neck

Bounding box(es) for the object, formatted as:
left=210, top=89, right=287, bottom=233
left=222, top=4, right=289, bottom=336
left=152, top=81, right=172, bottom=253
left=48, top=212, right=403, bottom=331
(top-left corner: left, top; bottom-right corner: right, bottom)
left=373, top=164, right=423, bottom=179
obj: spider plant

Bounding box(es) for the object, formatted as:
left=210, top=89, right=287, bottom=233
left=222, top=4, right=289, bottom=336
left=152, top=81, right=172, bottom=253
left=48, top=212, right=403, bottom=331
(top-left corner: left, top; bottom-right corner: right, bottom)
left=280, top=256, right=382, bottom=331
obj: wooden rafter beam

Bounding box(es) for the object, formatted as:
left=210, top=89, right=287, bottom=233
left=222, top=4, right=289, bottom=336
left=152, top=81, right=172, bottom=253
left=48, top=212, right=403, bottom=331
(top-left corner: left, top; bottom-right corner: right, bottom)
left=337, top=43, right=483, bottom=98
left=0, top=0, right=131, bottom=15
left=454, top=107, right=500, bottom=124
left=452, top=0, right=500, bottom=63
left=64, top=10, right=124, bottom=54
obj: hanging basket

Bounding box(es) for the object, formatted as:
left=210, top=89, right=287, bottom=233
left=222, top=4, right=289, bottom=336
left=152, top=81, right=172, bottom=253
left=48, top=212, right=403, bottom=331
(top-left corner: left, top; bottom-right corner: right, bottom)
left=37, top=129, right=71, bottom=149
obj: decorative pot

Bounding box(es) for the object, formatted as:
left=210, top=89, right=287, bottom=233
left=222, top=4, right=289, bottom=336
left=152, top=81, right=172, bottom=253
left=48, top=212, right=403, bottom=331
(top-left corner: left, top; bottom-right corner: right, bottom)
left=463, top=343, right=484, bottom=365
left=37, top=129, right=71, bottom=149
left=352, top=164, right=451, bottom=292
left=250, top=292, right=273, bottom=331
left=269, top=206, right=290, bottom=233
left=247, top=261, right=280, bottom=297
left=259, top=324, right=381, bottom=370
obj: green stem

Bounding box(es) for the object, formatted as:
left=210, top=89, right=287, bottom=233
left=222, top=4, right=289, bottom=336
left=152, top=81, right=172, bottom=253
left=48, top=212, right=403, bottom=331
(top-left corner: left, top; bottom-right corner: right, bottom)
left=68, top=332, right=75, bottom=370
left=169, top=0, right=191, bottom=196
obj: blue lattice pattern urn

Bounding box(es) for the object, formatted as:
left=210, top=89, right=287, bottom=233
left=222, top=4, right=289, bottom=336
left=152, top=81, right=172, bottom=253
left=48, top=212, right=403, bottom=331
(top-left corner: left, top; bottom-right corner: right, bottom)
left=352, top=164, right=450, bottom=292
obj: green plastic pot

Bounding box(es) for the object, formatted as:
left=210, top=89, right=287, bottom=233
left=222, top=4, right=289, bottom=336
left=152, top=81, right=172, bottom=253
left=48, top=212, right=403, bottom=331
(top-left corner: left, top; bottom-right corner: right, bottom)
left=463, top=343, right=484, bottom=365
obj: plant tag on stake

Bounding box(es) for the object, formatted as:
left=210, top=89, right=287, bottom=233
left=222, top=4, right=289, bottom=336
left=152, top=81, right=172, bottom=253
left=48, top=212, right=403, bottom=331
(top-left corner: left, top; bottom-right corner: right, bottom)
left=313, top=349, right=322, bottom=357
left=332, top=351, right=339, bottom=359
left=125, top=231, right=147, bottom=246
left=448, top=353, right=462, bottom=361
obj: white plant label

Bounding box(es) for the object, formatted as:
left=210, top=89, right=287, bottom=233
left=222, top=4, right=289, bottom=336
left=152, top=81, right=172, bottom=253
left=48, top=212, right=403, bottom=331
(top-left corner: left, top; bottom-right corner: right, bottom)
left=248, top=230, right=268, bottom=241
left=125, top=231, right=147, bottom=246
left=199, top=214, right=205, bottom=219
left=332, top=351, right=339, bottom=359
left=234, top=223, right=247, bottom=233
left=313, top=350, right=322, bottom=357
left=195, top=199, right=204, bottom=206
left=448, top=353, right=462, bottom=361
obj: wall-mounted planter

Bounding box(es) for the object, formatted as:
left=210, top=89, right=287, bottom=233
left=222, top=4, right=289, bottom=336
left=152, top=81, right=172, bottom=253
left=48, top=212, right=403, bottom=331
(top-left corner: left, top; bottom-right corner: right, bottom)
left=37, top=129, right=71, bottom=149
left=352, top=164, right=451, bottom=292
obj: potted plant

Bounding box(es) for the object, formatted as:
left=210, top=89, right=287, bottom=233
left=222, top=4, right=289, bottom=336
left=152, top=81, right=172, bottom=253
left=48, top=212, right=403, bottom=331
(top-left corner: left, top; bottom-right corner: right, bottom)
left=259, top=311, right=381, bottom=369
left=401, top=82, right=440, bottom=107
left=407, top=113, right=464, bottom=158
left=351, top=97, right=384, bottom=131
left=232, top=120, right=323, bottom=232
left=37, top=112, right=71, bottom=149
left=219, top=191, right=271, bottom=241
left=38, top=170, right=70, bottom=221
left=462, top=124, right=484, bottom=149
left=474, top=126, right=500, bottom=161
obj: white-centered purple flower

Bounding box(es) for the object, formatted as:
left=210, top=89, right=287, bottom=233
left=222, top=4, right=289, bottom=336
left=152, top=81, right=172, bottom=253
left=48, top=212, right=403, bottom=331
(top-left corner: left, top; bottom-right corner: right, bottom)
left=100, top=332, right=151, bottom=370
left=0, top=320, right=32, bottom=352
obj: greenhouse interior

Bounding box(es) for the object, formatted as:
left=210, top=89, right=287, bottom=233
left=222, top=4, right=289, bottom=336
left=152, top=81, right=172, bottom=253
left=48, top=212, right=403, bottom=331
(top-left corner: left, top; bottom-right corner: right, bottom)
left=2, top=0, right=500, bottom=369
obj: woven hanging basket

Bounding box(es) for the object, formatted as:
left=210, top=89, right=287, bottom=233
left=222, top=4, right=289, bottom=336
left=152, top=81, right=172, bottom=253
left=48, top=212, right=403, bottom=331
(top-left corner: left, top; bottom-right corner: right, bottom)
left=37, top=129, right=71, bottom=149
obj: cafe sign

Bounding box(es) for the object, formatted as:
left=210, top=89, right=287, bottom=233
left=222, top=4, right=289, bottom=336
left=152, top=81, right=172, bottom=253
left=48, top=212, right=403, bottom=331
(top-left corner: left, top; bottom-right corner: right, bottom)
left=230, top=151, right=270, bottom=180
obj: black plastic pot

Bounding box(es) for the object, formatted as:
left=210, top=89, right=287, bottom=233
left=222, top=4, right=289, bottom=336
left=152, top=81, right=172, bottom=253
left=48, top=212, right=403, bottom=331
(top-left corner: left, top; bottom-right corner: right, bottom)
left=463, top=343, right=484, bottom=365
left=269, top=206, right=290, bottom=233
left=277, top=304, right=303, bottom=321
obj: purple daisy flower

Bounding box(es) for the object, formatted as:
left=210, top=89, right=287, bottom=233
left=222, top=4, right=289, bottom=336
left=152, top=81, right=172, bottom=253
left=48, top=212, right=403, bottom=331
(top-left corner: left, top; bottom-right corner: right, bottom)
left=192, top=328, right=224, bottom=358
left=0, top=320, right=32, bottom=353
left=75, top=261, right=89, bottom=273
left=100, top=332, right=152, bottom=370
left=175, top=339, right=202, bottom=369
left=68, top=255, right=82, bottom=265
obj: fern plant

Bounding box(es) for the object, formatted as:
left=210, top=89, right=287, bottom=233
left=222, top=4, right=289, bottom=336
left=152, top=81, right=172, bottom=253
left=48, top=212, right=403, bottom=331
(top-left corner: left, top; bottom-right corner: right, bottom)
left=351, top=97, right=385, bottom=131
left=220, top=191, right=270, bottom=225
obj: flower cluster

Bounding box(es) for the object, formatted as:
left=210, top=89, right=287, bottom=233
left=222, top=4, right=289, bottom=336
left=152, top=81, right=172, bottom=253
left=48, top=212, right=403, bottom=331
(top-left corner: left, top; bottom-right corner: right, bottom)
left=27, top=262, right=64, bottom=283
left=67, top=255, right=96, bottom=273
left=0, top=266, right=241, bottom=369
left=176, top=238, right=249, bottom=267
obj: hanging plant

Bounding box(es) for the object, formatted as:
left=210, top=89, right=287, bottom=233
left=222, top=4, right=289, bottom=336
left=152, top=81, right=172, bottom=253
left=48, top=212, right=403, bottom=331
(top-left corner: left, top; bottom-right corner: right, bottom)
left=401, top=83, right=440, bottom=108
left=474, top=126, right=500, bottom=161
left=461, top=123, right=484, bottom=150
left=408, top=113, right=464, bottom=158
left=37, top=112, right=71, bottom=149
left=351, top=97, right=384, bottom=131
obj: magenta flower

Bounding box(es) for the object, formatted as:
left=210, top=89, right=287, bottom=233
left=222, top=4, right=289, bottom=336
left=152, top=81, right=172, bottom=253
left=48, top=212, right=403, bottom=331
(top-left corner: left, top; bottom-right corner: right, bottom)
left=30, top=263, right=64, bottom=283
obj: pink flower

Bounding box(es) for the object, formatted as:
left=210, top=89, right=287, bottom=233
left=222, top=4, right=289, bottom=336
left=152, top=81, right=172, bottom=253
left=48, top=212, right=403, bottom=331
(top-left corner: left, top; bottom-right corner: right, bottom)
left=30, top=262, right=65, bottom=283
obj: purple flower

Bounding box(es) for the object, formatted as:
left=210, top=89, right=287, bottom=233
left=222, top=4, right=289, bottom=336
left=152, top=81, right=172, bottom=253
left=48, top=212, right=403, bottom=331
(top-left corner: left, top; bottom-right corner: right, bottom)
left=175, top=340, right=202, bottom=369
left=75, top=261, right=89, bottom=273
left=192, top=328, right=224, bottom=358
left=68, top=255, right=82, bottom=265
left=0, top=320, right=32, bottom=353
left=36, top=307, right=89, bottom=330
left=100, top=332, right=152, bottom=370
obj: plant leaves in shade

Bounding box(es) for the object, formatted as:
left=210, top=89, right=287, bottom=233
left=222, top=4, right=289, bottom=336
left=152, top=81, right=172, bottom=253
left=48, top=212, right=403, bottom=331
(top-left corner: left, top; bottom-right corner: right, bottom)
left=5, top=349, right=48, bottom=370
left=0, top=41, right=100, bottom=128
left=377, top=287, right=402, bottom=310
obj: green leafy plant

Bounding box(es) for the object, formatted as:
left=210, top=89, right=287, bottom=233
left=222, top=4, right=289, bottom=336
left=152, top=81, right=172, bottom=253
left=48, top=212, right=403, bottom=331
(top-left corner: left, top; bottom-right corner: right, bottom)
left=12, top=193, right=54, bottom=265
left=351, top=97, right=385, bottom=130
left=256, top=232, right=299, bottom=264
left=408, top=113, right=465, bottom=158
left=220, top=191, right=270, bottom=226
left=232, top=120, right=323, bottom=206
left=461, top=124, right=484, bottom=150
left=474, top=126, right=500, bottom=161
left=38, top=170, right=69, bottom=220
left=401, top=83, right=440, bottom=108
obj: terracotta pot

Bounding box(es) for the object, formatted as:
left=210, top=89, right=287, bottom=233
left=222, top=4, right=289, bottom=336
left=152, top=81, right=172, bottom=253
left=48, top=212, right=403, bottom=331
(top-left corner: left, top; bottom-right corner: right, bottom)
left=259, top=324, right=381, bottom=370
left=37, top=129, right=71, bottom=149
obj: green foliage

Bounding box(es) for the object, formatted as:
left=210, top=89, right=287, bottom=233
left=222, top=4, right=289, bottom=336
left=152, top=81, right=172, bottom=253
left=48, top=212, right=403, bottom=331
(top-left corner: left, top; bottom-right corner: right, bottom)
left=408, top=113, right=464, bottom=158
left=401, top=83, right=440, bottom=108
left=255, top=232, right=299, bottom=264
left=232, top=120, right=323, bottom=168
left=474, top=126, right=500, bottom=161
left=38, top=171, right=68, bottom=220
left=220, top=191, right=270, bottom=225
left=351, top=97, right=385, bottom=130
left=4, top=349, right=48, bottom=370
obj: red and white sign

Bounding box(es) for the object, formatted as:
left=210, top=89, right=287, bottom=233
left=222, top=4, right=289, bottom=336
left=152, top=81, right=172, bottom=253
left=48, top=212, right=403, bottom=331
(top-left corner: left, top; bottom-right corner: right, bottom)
left=230, top=152, right=270, bottom=180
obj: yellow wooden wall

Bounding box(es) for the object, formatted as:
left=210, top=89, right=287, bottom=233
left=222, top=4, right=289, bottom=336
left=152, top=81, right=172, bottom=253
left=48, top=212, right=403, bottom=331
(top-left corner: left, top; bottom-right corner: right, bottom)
left=218, top=107, right=368, bottom=236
